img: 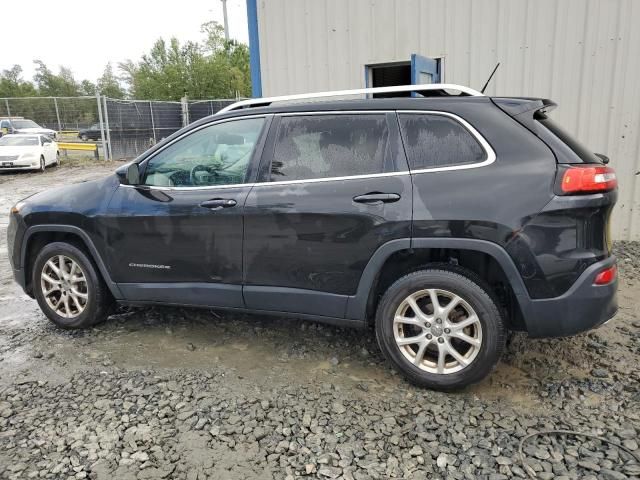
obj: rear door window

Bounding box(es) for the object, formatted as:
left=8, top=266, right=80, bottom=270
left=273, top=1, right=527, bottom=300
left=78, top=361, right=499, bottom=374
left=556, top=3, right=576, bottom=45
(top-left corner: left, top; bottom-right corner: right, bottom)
left=399, top=113, right=486, bottom=170
left=270, top=114, right=390, bottom=181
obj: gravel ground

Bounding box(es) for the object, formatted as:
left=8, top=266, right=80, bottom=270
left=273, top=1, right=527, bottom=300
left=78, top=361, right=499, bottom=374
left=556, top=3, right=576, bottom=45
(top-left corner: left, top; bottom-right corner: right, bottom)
left=0, top=164, right=639, bottom=480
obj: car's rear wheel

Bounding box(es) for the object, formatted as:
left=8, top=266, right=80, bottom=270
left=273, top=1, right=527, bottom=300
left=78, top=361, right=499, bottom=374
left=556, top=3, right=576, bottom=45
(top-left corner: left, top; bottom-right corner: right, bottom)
left=39, top=155, right=45, bottom=172
left=32, top=242, right=113, bottom=329
left=375, top=267, right=505, bottom=390
left=81, top=134, right=88, bottom=141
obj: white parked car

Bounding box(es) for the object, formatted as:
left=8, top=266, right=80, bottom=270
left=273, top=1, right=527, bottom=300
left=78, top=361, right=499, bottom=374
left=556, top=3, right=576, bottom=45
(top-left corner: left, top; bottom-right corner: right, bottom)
left=0, top=118, right=57, bottom=139
left=0, top=134, right=60, bottom=172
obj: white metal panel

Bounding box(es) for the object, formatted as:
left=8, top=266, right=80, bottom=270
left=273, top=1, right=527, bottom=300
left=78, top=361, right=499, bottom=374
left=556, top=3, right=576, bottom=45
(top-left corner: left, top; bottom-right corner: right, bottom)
left=257, top=0, right=640, bottom=240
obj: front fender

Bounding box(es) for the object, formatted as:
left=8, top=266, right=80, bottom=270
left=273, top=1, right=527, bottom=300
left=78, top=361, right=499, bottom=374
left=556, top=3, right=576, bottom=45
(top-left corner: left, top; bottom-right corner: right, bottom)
left=21, top=225, right=122, bottom=299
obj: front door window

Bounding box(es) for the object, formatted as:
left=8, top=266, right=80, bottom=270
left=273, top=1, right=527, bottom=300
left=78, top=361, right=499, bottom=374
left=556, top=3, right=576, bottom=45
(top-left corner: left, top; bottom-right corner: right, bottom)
left=143, top=117, right=265, bottom=187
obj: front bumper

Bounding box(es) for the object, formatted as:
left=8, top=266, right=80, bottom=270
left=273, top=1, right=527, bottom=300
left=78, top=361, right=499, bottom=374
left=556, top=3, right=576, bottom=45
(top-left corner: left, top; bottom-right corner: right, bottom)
left=0, top=159, right=40, bottom=171
left=521, top=255, right=618, bottom=338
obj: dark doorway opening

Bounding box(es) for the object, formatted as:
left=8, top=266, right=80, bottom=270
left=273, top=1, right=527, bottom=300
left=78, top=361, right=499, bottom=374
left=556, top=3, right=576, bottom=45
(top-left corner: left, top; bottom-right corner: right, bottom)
left=369, top=63, right=411, bottom=98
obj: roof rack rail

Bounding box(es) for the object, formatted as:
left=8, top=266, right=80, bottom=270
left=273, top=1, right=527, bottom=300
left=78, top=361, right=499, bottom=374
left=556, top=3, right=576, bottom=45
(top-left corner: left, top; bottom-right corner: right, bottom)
left=217, top=83, right=483, bottom=114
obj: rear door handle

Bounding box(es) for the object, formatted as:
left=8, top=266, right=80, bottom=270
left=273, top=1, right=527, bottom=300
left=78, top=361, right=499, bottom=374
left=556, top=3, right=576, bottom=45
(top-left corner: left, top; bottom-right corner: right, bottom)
left=199, top=198, right=237, bottom=209
left=353, top=193, right=401, bottom=204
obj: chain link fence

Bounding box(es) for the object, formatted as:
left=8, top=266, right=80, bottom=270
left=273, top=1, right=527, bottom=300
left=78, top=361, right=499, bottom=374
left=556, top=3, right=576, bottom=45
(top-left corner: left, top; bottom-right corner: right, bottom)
left=0, top=96, right=238, bottom=160
left=0, top=96, right=98, bottom=132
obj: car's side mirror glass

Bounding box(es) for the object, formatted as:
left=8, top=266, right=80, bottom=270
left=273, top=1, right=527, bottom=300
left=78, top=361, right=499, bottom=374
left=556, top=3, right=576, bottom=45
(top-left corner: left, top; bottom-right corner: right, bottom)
left=126, top=163, right=141, bottom=185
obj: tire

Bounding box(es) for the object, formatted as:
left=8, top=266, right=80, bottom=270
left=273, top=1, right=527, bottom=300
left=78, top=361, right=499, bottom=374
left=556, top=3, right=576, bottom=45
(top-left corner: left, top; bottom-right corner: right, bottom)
left=375, top=266, right=505, bottom=390
left=54, top=151, right=60, bottom=166
left=39, top=155, right=45, bottom=172
left=32, top=242, right=114, bottom=329
left=81, top=134, right=88, bottom=141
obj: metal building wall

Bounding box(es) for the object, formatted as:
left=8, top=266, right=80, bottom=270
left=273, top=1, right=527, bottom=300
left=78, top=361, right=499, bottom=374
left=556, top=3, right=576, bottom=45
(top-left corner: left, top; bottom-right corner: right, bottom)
left=256, top=0, right=640, bottom=240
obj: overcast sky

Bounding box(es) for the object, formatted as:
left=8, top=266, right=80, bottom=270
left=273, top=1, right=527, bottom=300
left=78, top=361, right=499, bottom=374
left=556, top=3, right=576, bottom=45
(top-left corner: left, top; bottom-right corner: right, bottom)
left=2, top=0, right=249, bottom=83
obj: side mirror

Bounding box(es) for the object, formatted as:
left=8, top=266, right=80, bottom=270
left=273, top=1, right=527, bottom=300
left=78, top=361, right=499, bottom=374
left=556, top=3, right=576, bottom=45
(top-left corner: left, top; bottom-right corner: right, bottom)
left=126, top=163, right=141, bottom=185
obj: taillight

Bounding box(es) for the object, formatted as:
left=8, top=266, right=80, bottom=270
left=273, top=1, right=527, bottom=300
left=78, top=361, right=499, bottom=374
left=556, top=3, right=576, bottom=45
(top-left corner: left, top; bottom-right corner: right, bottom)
left=558, top=165, right=617, bottom=195
left=594, top=265, right=616, bottom=285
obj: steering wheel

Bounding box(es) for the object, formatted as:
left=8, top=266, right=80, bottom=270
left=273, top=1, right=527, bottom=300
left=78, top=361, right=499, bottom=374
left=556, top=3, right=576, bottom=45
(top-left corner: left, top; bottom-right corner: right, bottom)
left=190, top=165, right=213, bottom=186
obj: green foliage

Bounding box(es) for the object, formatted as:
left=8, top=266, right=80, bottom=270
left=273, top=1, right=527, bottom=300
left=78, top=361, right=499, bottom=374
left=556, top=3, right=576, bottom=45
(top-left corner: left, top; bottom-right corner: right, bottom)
left=0, top=65, right=37, bottom=97
left=80, top=80, right=97, bottom=96
left=33, top=60, right=80, bottom=97
left=97, top=63, right=125, bottom=98
left=120, top=21, right=251, bottom=100
left=0, top=19, right=249, bottom=101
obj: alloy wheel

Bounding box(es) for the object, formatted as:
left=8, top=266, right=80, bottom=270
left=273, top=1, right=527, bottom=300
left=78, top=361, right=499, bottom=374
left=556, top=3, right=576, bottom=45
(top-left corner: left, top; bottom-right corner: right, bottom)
left=41, top=255, right=89, bottom=318
left=393, top=288, right=483, bottom=374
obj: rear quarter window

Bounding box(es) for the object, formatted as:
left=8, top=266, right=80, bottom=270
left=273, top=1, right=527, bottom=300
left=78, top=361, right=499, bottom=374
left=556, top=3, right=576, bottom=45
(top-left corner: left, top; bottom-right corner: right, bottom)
left=399, top=113, right=487, bottom=170
left=537, top=115, right=602, bottom=164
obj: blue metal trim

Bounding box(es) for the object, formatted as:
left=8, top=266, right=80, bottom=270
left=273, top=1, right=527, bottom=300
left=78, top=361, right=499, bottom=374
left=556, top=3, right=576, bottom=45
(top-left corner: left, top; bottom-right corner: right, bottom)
left=410, top=54, right=440, bottom=97
left=246, top=0, right=262, bottom=97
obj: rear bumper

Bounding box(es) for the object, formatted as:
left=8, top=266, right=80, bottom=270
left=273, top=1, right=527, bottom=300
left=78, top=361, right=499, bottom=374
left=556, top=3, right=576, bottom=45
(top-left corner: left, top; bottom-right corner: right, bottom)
left=521, top=255, right=618, bottom=338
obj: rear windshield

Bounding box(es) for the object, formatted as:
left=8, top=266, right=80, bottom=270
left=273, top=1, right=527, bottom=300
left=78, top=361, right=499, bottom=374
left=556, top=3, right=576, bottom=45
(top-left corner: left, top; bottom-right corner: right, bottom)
left=537, top=115, right=601, bottom=163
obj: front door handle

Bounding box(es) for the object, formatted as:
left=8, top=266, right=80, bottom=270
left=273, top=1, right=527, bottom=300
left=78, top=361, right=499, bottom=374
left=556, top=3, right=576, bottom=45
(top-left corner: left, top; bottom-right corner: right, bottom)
left=199, top=198, right=237, bottom=209
left=353, top=193, right=401, bottom=204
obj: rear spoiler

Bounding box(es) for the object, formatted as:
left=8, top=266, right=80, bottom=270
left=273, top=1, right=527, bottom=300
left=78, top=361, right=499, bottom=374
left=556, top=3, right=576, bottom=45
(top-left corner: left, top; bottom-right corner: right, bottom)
left=491, top=97, right=603, bottom=165
left=491, top=97, right=557, bottom=117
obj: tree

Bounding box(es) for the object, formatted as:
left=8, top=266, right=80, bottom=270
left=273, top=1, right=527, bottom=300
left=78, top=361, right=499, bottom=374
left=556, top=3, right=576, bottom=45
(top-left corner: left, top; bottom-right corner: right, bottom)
left=33, top=60, right=80, bottom=96
left=97, top=63, right=125, bottom=98
left=120, top=20, right=251, bottom=100
left=79, top=80, right=97, bottom=96
left=0, top=65, right=38, bottom=97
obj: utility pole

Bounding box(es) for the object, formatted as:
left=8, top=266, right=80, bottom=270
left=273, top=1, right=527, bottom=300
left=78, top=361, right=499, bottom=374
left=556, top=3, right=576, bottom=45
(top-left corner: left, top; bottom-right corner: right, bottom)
left=221, top=0, right=230, bottom=41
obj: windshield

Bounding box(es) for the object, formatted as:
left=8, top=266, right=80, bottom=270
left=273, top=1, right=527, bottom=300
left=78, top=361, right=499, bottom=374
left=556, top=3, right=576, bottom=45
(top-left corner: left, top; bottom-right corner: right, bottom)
left=0, top=136, right=39, bottom=146
left=12, top=120, right=40, bottom=129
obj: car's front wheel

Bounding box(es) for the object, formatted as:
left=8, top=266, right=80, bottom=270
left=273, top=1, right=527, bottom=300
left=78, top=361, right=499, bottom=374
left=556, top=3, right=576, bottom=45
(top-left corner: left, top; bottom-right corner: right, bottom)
left=375, top=267, right=505, bottom=390
left=32, top=242, right=113, bottom=329
left=39, top=155, right=45, bottom=172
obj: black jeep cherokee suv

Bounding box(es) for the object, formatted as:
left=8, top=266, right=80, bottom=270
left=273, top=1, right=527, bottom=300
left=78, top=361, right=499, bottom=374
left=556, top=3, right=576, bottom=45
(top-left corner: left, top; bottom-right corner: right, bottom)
left=7, top=86, right=618, bottom=390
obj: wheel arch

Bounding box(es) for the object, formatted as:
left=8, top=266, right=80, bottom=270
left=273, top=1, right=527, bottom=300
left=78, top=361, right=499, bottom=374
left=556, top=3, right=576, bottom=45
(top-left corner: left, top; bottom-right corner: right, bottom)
left=21, top=225, right=122, bottom=299
left=346, top=238, right=531, bottom=331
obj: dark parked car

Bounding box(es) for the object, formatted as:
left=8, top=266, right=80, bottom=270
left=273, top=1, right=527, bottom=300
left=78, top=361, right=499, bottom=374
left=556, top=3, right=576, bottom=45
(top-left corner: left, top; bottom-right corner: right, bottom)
left=7, top=84, right=618, bottom=390
left=78, top=124, right=102, bottom=141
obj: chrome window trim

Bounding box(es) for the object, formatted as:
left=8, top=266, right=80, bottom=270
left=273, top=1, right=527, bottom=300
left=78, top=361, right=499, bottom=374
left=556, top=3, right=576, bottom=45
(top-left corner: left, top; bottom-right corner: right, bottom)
left=127, top=109, right=495, bottom=191
left=396, top=110, right=496, bottom=174
left=119, top=182, right=256, bottom=191
left=258, top=171, right=410, bottom=188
